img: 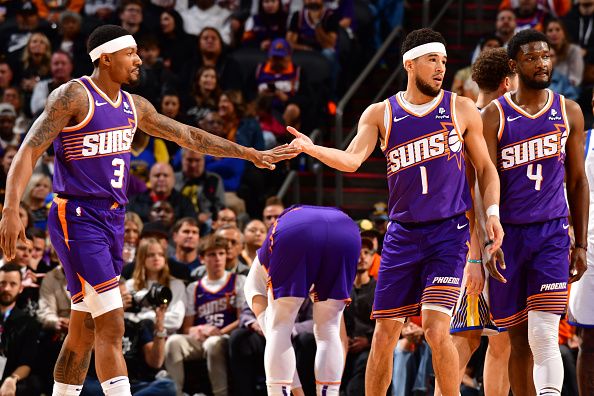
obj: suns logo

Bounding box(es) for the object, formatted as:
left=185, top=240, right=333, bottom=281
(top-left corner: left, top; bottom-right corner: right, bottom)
left=499, top=129, right=567, bottom=169
left=81, top=128, right=134, bottom=157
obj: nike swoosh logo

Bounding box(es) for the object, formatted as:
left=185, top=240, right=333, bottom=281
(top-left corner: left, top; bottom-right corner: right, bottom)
left=457, top=223, right=468, bottom=229
left=563, top=224, right=570, bottom=230
left=95, top=100, right=107, bottom=107
left=507, top=115, right=521, bottom=122
left=393, top=115, right=409, bottom=122
left=109, top=378, right=126, bottom=385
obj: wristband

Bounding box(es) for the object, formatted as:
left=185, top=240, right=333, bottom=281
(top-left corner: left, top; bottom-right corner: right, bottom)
left=486, top=204, right=499, bottom=219
left=575, top=243, right=588, bottom=251
left=467, top=259, right=482, bottom=264
left=154, top=329, right=167, bottom=338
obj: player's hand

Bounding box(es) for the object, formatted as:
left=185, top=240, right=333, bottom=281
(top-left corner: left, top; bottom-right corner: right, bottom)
left=0, top=208, right=28, bottom=262
left=249, top=321, right=264, bottom=336
left=250, top=144, right=300, bottom=170
left=569, top=246, right=587, bottom=283
left=0, top=376, right=16, bottom=396
left=464, top=260, right=485, bottom=296
left=348, top=336, right=370, bottom=354
left=287, top=126, right=314, bottom=154
left=485, top=215, right=504, bottom=254
left=485, top=248, right=506, bottom=283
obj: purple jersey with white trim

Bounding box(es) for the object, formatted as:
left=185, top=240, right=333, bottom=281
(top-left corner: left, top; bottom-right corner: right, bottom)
left=384, top=90, right=471, bottom=223
left=52, top=76, right=137, bottom=205
left=495, top=89, right=569, bottom=224
left=193, top=273, right=239, bottom=328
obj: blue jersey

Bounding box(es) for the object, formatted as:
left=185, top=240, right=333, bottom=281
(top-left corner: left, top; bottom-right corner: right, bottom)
left=494, top=89, right=569, bottom=224
left=193, top=272, right=239, bottom=328
left=383, top=90, right=471, bottom=223
left=52, top=76, right=137, bottom=205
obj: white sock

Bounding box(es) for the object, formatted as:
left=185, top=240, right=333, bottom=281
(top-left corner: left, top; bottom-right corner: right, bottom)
left=266, top=384, right=291, bottom=395
left=258, top=310, right=303, bottom=391
left=316, top=383, right=340, bottom=396
left=100, top=376, right=131, bottom=396
left=52, top=382, right=83, bottom=396
left=313, top=299, right=346, bottom=385
left=528, top=311, right=563, bottom=395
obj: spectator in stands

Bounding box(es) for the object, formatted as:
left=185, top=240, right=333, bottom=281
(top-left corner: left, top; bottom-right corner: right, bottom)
left=18, top=203, right=32, bottom=233
left=175, top=149, right=226, bottom=226
left=165, top=235, right=245, bottom=396
left=0, top=104, right=20, bottom=153
left=157, top=9, right=197, bottom=74
left=22, top=173, right=51, bottom=231
left=242, top=0, right=288, bottom=50
left=28, top=227, right=49, bottom=273
left=214, top=225, right=249, bottom=275
left=147, top=200, right=176, bottom=233
left=128, top=162, right=197, bottom=222
left=124, top=237, right=187, bottom=334
left=36, top=263, right=70, bottom=394
left=240, top=219, right=266, bottom=265
left=82, top=284, right=176, bottom=396
left=545, top=18, right=584, bottom=86
left=255, top=38, right=306, bottom=135
left=496, top=8, right=518, bottom=45
left=342, top=237, right=376, bottom=395
left=563, top=0, right=594, bottom=58
left=128, top=35, right=177, bottom=107
left=182, top=27, right=243, bottom=92
left=31, top=0, right=83, bottom=23
left=84, top=0, right=118, bottom=24
left=2, top=87, right=30, bottom=136
left=16, top=32, right=52, bottom=115
left=186, top=66, right=222, bottom=126
left=549, top=47, right=579, bottom=99
left=124, top=212, right=144, bottom=265
left=452, top=35, right=502, bottom=97
left=130, top=131, right=171, bottom=174
left=212, top=208, right=238, bottom=231
left=119, top=0, right=147, bottom=39
left=30, top=50, right=73, bottom=116
left=0, top=61, right=14, bottom=97
left=178, top=0, right=232, bottom=43
left=0, top=145, right=17, bottom=202
left=161, top=92, right=187, bottom=124
left=202, top=111, right=247, bottom=214
left=500, top=0, right=568, bottom=31
left=219, top=90, right=264, bottom=150
left=55, top=11, right=90, bottom=78
left=170, top=217, right=202, bottom=275
left=360, top=229, right=381, bottom=278
left=0, top=264, right=42, bottom=396
left=262, top=195, right=283, bottom=229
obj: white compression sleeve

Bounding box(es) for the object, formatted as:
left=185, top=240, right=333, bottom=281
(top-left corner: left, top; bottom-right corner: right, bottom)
left=528, top=310, right=563, bottom=395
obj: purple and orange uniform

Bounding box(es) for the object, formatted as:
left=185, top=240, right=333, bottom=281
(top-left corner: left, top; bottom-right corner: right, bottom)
left=489, top=89, right=571, bottom=328
left=48, top=76, right=137, bottom=304
left=371, top=90, right=471, bottom=319
left=257, top=205, right=360, bottom=302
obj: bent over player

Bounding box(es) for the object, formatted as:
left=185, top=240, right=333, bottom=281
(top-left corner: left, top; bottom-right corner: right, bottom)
left=0, top=25, right=296, bottom=396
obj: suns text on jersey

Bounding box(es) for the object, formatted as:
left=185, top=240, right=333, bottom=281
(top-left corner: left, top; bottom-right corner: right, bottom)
left=81, top=128, right=134, bottom=157
left=499, top=130, right=567, bottom=170
left=197, top=295, right=236, bottom=318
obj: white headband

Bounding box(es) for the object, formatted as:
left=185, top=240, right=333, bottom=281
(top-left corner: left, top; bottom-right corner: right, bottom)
left=402, top=42, right=447, bottom=65
left=89, top=35, right=137, bottom=62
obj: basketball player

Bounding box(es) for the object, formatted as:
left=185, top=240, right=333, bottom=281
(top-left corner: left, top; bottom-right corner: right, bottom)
left=287, top=28, right=503, bottom=396
left=482, top=29, right=588, bottom=396
left=567, top=90, right=594, bottom=396
left=0, top=25, right=297, bottom=396
left=251, top=205, right=360, bottom=396
left=440, top=48, right=516, bottom=396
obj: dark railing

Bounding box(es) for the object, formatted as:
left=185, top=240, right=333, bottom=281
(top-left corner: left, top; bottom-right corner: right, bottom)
left=333, top=0, right=459, bottom=206
left=277, top=129, right=322, bottom=204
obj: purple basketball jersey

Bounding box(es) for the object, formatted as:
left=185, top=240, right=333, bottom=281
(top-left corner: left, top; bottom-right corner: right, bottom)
left=384, top=90, right=471, bottom=223
left=52, top=76, right=137, bottom=205
left=495, top=89, right=569, bottom=224
left=193, top=273, right=239, bottom=328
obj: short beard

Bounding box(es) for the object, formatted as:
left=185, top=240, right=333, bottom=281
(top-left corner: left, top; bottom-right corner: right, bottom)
left=127, top=72, right=141, bottom=87
left=415, top=75, right=441, bottom=97
left=520, top=72, right=551, bottom=89
left=0, top=296, right=16, bottom=307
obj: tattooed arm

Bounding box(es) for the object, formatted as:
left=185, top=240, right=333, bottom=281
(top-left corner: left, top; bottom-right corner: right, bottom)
left=0, top=81, right=87, bottom=259
left=132, top=95, right=299, bottom=169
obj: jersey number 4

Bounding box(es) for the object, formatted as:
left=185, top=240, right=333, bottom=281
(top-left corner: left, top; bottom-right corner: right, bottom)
left=111, top=158, right=125, bottom=189
left=527, top=164, right=543, bottom=191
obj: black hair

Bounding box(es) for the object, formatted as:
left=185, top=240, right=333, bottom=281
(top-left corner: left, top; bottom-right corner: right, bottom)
left=87, top=25, right=132, bottom=67
left=400, top=28, right=446, bottom=57
left=507, top=29, right=550, bottom=60
left=27, top=227, right=45, bottom=240
left=479, top=34, right=503, bottom=50
left=0, top=263, right=22, bottom=279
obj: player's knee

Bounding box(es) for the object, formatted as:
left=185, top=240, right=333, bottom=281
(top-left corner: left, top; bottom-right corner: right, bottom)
left=423, top=323, right=449, bottom=348
left=370, top=326, right=398, bottom=352
left=95, top=313, right=125, bottom=342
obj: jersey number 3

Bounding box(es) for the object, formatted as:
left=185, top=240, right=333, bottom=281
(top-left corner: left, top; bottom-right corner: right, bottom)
left=527, top=164, right=543, bottom=191
left=111, top=158, right=125, bottom=189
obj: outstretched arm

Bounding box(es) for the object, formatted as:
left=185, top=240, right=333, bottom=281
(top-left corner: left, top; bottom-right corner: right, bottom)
left=287, top=102, right=382, bottom=172
left=132, top=95, right=298, bottom=169
left=0, top=82, right=87, bottom=259
left=564, top=99, right=589, bottom=283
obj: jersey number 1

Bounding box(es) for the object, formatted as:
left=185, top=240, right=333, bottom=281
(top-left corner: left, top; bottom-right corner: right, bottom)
left=420, top=166, right=428, bottom=194
left=527, top=164, right=543, bottom=191
left=111, top=158, right=125, bottom=189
